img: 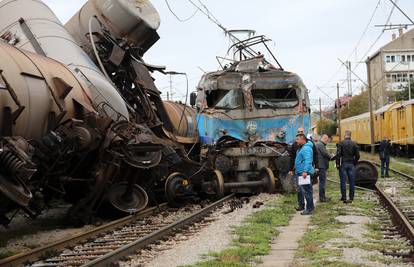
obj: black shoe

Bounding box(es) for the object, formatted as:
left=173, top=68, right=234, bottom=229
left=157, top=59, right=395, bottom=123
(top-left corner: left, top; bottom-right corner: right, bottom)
left=301, top=210, right=313, bottom=215
left=385, top=174, right=390, bottom=178
left=381, top=175, right=385, bottom=178
left=345, top=199, right=353, bottom=204
left=295, top=206, right=305, bottom=211
left=340, top=198, right=346, bottom=203
left=320, top=197, right=331, bottom=203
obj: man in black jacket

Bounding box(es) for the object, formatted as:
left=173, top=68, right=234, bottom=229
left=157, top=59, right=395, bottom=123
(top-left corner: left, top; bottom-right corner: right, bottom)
left=316, top=134, right=334, bottom=202
left=336, top=130, right=360, bottom=203
left=289, top=127, right=319, bottom=211
left=379, top=137, right=391, bottom=178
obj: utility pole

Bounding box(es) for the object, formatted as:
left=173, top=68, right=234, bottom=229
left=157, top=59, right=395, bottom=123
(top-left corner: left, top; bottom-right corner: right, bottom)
left=408, top=63, right=411, bottom=100
left=167, top=91, right=169, bottom=101
left=337, top=83, right=342, bottom=141
left=169, top=74, right=173, bottom=101
left=366, top=57, right=375, bottom=154
left=319, top=97, right=322, bottom=122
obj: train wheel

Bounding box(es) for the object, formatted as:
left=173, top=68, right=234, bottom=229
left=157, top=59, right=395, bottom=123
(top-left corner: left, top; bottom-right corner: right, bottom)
left=0, top=173, right=32, bottom=207
left=260, top=167, right=276, bottom=193
left=212, top=169, right=225, bottom=198
left=355, top=161, right=378, bottom=189
left=165, top=172, right=190, bottom=207
left=108, top=182, right=149, bottom=213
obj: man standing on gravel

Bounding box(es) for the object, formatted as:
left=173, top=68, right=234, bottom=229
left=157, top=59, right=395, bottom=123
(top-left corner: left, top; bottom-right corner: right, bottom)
left=294, top=134, right=315, bottom=215
left=336, top=130, right=360, bottom=204
left=316, top=134, right=334, bottom=202
left=379, top=137, right=391, bottom=178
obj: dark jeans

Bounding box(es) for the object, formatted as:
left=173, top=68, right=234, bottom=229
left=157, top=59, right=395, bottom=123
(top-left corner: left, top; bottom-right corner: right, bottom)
left=381, top=156, right=390, bottom=177
left=319, top=168, right=327, bottom=200
left=300, top=184, right=314, bottom=211
left=339, top=163, right=355, bottom=200
left=296, top=176, right=305, bottom=208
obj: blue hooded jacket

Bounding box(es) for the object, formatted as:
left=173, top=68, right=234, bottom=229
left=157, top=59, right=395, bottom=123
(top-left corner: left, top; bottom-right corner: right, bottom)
left=295, top=141, right=315, bottom=175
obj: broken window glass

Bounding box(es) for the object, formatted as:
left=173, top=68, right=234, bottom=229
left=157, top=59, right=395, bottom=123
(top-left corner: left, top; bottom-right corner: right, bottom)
left=252, top=88, right=298, bottom=109
left=206, top=89, right=244, bottom=110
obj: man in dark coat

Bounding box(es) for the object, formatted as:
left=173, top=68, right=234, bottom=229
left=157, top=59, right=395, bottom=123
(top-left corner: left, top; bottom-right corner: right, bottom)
left=379, top=137, right=391, bottom=178
left=315, top=134, right=334, bottom=202
left=336, top=130, right=360, bottom=203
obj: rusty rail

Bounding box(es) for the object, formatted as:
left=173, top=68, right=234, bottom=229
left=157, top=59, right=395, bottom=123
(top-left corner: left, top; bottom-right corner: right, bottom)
left=367, top=160, right=414, bottom=181
left=375, top=184, right=414, bottom=245
left=0, top=204, right=168, bottom=267
left=81, top=194, right=235, bottom=267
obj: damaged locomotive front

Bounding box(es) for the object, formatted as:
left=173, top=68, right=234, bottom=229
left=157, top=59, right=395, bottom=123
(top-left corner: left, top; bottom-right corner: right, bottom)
left=193, top=35, right=311, bottom=194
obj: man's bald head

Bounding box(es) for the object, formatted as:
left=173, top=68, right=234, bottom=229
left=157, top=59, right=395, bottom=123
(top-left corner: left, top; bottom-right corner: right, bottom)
left=297, top=127, right=305, bottom=135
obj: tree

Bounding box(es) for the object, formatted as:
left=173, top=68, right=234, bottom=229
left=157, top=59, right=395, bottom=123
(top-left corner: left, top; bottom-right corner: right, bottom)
left=340, top=90, right=369, bottom=119
left=317, top=118, right=337, bottom=137
left=393, top=80, right=414, bottom=101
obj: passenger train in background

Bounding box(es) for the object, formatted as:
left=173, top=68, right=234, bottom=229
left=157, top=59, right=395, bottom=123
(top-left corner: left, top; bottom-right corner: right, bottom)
left=341, top=99, right=414, bottom=156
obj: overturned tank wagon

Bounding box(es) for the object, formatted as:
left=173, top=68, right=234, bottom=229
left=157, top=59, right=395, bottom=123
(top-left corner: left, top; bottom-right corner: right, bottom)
left=65, top=1, right=221, bottom=207
left=167, top=35, right=312, bottom=198
left=0, top=0, right=171, bottom=226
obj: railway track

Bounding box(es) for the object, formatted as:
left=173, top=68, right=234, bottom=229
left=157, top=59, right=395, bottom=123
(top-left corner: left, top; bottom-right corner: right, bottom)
left=0, top=194, right=234, bottom=267
left=367, top=161, right=414, bottom=254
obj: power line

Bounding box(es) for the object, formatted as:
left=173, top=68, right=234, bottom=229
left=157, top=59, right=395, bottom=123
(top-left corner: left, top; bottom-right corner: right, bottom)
left=349, top=0, right=398, bottom=95
left=318, top=0, right=382, bottom=98
left=387, top=0, right=414, bottom=25
left=164, top=0, right=199, bottom=22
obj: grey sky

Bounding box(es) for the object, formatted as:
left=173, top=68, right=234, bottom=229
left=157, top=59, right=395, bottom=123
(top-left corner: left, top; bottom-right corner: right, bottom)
left=43, top=0, right=414, bottom=110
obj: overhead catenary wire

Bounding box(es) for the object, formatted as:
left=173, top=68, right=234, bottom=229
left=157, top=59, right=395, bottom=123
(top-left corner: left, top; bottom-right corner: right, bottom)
left=164, top=0, right=199, bottom=22
left=317, top=0, right=383, bottom=100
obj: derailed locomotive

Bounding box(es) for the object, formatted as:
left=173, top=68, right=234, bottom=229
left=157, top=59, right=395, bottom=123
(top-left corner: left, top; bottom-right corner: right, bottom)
left=164, top=35, right=311, bottom=202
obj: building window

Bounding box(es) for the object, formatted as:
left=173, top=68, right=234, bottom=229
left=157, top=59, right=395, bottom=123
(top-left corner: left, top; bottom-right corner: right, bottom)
left=396, top=55, right=401, bottom=62
left=391, top=55, right=396, bottom=62
left=386, top=74, right=392, bottom=82
left=410, top=73, right=413, bottom=79
left=402, top=55, right=406, bottom=62
left=392, top=74, right=397, bottom=82
left=408, top=55, right=412, bottom=62
left=386, top=55, right=391, bottom=62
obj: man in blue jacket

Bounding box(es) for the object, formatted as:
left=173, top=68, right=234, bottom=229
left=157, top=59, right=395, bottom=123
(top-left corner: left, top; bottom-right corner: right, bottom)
left=295, top=134, right=315, bottom=215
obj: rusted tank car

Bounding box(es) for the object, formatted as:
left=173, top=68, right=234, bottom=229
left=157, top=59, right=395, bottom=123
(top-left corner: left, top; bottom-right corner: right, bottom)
left=0, top=0, right=169, bottom=226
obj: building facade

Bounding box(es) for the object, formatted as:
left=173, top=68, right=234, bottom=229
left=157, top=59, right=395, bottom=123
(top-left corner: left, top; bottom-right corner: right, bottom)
left=367, top=28, right=414, bottom=109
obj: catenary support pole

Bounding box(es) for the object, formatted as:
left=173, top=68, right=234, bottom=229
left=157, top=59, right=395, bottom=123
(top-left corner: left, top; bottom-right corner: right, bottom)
left=366, top=57, right=376, bottom=154
left=337, top=83, right=342, bottom=142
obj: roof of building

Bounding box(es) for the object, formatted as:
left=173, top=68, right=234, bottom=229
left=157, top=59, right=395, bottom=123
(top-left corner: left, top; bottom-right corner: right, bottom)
left=335, top=95, right=352, bottom=107
left=369, top=27, right=414, bottom=60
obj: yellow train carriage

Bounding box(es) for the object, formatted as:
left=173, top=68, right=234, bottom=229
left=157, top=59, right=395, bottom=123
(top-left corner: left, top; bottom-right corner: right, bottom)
left=389, top=99, right=414, bottom=147
left=340, top=99, right=414, bottom=155
left=340, top=112, right=371, bottom=146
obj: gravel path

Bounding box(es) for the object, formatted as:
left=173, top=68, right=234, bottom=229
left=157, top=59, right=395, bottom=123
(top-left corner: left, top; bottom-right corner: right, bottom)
left=0, top=206, right=98, bottom=256
left=121, top=193, right=277, bottom=267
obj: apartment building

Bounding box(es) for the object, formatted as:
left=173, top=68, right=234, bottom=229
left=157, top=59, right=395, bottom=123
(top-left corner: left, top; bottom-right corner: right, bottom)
left=367, top=28, right=414, bottom=109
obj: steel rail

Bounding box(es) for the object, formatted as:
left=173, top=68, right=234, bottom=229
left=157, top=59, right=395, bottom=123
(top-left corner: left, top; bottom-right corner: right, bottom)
left=81, top=194, right=235, bottom=267
left=368, top=160, right=414, bottom=181
left=0, top=203, right=168, bottom=267
left=375, top=184, right=414, bottom=244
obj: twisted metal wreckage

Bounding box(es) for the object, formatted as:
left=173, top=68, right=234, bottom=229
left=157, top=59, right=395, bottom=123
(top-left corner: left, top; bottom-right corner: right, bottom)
left=0, top=0, right=210, bottom=226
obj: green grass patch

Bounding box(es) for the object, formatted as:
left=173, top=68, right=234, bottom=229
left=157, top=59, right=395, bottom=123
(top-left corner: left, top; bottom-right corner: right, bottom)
left=0, top=250, right=17, bottom=260
left=185, top=194, right=297, bottom=267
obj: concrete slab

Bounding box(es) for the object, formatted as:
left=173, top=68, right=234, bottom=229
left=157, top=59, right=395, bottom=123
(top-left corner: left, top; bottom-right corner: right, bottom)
left=258, top=185, right=319, bottom=267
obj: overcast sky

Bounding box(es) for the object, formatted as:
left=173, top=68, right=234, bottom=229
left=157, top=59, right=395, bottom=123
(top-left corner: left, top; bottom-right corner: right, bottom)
left=43, top=0, right=414, bottom=110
